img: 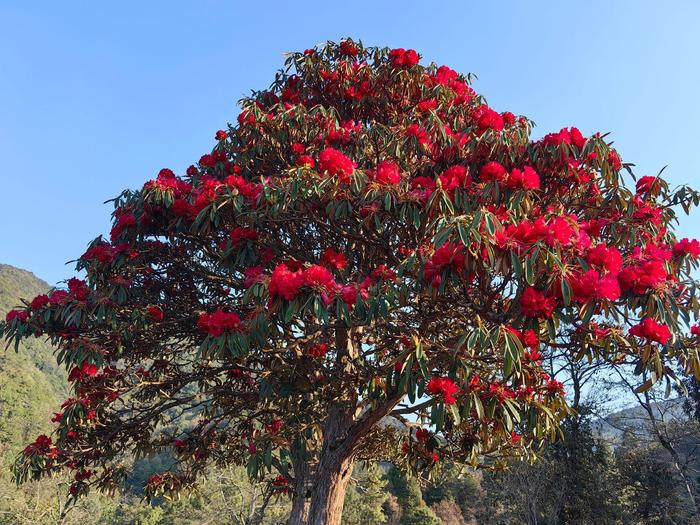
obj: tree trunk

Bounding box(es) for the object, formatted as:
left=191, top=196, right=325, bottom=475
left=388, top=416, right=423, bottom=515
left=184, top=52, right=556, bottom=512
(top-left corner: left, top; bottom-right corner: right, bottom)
left=288, top=323, right=404, bottom=524
left=288, top=450, right=316, bottom=525
left=307, top=454, right=354, bottom=525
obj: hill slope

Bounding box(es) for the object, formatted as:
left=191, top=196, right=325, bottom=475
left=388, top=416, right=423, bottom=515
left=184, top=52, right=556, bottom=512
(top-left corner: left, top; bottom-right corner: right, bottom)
left=0, top=264, right=66, bottom=455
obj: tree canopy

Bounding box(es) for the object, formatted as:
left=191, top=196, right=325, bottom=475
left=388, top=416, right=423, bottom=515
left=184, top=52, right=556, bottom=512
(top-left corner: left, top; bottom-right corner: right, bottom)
left=3, top=38, right=700, bottom=524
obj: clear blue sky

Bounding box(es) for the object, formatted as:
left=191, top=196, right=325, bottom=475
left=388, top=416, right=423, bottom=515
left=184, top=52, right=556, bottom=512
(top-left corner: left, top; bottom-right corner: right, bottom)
left=1, top=1, right=699, bottom=286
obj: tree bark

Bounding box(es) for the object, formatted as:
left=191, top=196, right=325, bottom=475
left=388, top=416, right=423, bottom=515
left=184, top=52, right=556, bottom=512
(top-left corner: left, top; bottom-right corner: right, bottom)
left=307, top=453, right=354, bottom=525
left=288, top=449, right=315, bottom=525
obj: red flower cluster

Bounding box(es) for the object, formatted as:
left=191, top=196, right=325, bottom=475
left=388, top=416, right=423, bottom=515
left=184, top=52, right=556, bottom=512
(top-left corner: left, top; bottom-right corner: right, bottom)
left=5, top=309, right=29, bottom=323
left=520, top=287, right=556, bottom=318
left=405, top=124, right=430, bottom=145
left=636, top=176, right=661, bottom=195
left=67, top=278, right=90, bottom=302
left=480, top=161, right=506, bottom=183
left=268, top=260, right=383, bottom=309
left=618, top=259, right=668, bottom=295
left=304, top=264, right=336, bottom=289
left=495, top=216, right=578, bottom=252
left=415, top=428, right=430, bottom=442
left=229, top=227, right=258, bottom=245
left=426, top=377, right=459, bottom=405
left=438, top=165, right=469, bottom=191
left=24, top=434, right=54, bottom=457
left=339, top=39, right=358, bottom=56
left=388, top=48, right=419, bottom=67
left=266, top=419, right=284, bottom=434
left=68, top=361, right=99, bottom=382
left=629, top=317, right=671, bottom=345
left=506, top=326, right=539, bottom=351
left=487, top=382, right=516, bottom=404
left=374, top=160, right=401, bottom=185
left=424, top=242, right=466, bottom=286
left=472, top=104, right=504, bottom=133
left=197, top=309, right=243, bottom=337
left=243, top=266, right=265, bottom=287
left=272, top=474, right=290, bottom=494
left=268, top=263, right=307, bottom=300
left=672, top=238, right=700, bottom=259
left=541, top=127, right=586, bottom=150
left=320, top=248, right=347, bottom=270
left=505, top=166, right=540, bottom=191
left=30, top=294, right=50, bottom=310
left=308, top=343, right=329, bottom=358
left=586, top=244, right=623, bottom=273
left=318, top=147, right=355, bottom=182
left=569, top=269, right=620, bottom=303
left=147, top=306, right=164, bottom=322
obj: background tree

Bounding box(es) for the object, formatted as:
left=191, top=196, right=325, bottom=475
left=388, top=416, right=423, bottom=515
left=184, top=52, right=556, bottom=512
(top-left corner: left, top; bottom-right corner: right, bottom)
left=3, top=38, right=700, bottom=525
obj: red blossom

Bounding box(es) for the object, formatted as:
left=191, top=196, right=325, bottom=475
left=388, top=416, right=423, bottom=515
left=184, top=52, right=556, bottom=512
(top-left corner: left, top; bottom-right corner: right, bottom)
left=321, top=249, right=348, bottom=271
left=405, top=124, right=430, bottom=145
left=68, top=361, right=98, bottom=382
left=569, top=270, right=620, bottom=303
left=374, top=160, right=401, bottom=185
left=672, top=238, right=700, bottom=259
left=318, top=148, right=355, bottom=182
left=480, top=161, right=507, bottom=183
left=388, top=48, right=419, bottom=67
left=304, top=264, right=336, bottom=290
left=339, top=40, right=358, bottom=56
left=30, top=294, right=50, bottom=310
left=243, top=266, right=265, bottom=287
left=197, top=309, right=243, bottom=337
left=296, top=155, right=315, bottom=168
left=438, top=165, right=469, bottom=191
left=5, top=309, right=29, bottom=323
left=629, top=318, right=671, bottom=345
left=308, top=343, right=329, bottom=358
left=505, top=166, right=540, bottom=191
left=520, top=287, right=556, bottom=318
left=67, top=278, right=90, bottom=302
left=586, top=244, right=623, bottom=273
left=472, top=104, right=504, bottom=133
left=487, top=382, right=516, bottom=403
left=426, top=377, right=459, bottom=405
left=636, top=176, right=661, bottom=195
left=229, top=227, right=258, bottom=245
left=147, top=306, right=164, bottom=322
left=269, top=263, right=306, bottom=300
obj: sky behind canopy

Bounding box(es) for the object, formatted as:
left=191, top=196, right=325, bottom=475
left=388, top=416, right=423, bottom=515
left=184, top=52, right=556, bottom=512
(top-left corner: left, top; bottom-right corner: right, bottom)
left=1, top=1, right=699, bottom=286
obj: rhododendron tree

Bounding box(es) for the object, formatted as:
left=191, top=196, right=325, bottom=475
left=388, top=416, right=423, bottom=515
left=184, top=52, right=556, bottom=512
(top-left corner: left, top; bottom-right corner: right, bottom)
left=3, top=38, right=700, bottom=525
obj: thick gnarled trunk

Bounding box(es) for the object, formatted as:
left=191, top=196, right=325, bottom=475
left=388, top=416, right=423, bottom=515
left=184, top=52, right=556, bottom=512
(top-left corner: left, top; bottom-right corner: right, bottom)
left=307, top=455, right=354, bottom=525
left=286, top=408, right=354, bottom=525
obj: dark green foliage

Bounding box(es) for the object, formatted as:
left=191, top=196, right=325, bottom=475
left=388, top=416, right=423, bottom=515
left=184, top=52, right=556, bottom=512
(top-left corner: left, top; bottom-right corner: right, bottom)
left=616, top=437, right=697, bottom=525
left=341, top=464, right=389, bottom=525
left=386, top=466, right=441, bottom=525
left=423, top=462, right=481, bottom=520
left=478, top=419, right=621, bottom=525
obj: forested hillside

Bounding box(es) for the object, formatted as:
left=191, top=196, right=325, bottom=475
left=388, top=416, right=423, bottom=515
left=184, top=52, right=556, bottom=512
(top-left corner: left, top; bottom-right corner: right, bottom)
left=0, top=264, right=65, bottom=454
left=0, top=263, right=698, bottom=524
